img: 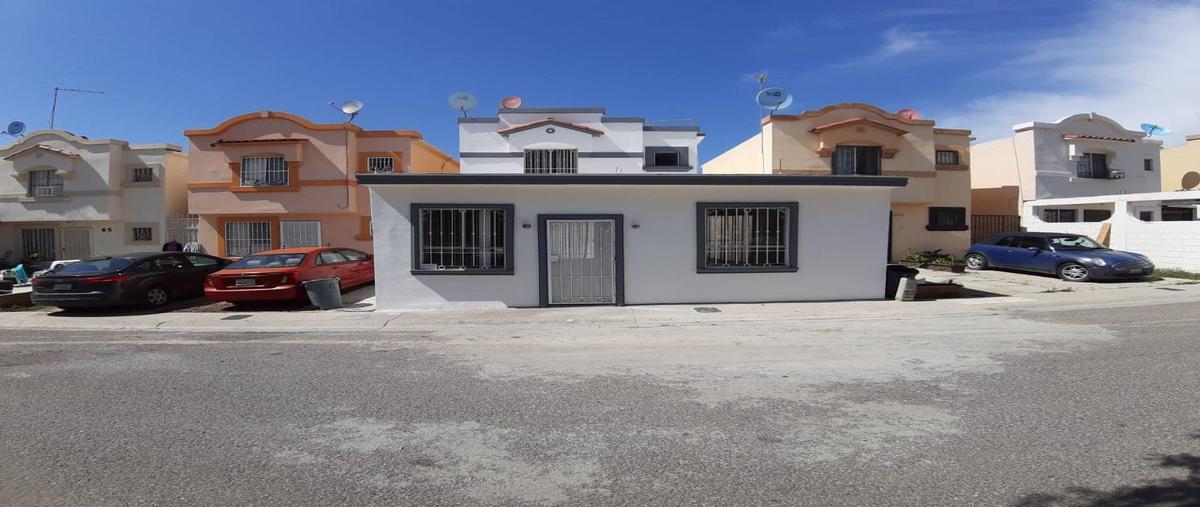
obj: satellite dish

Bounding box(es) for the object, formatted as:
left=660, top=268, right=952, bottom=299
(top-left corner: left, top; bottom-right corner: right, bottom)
left=448, top=92, right=478, bottom=116
left=756, top=87, right=791, bottom=110
left=340, top=100, right=364, bottom=115
left=329, top=100, right=364, bottom=123
left=1140, top=123, right=1171, bottom=137
left=4, top=121, right=25, bottom=136
left=500, top=96, right=523, bottom=109
left=777, top=93, right=794, bottom=111
left=896, top=108, right=921, bottom=120
left=1182, top=171, right=1200, bottom=190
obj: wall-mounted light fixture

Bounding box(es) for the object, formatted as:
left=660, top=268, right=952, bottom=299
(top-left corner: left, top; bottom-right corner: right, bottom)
left=521, top=223, right=532, bottom=229
left=631, top=223, right=640, bottom=229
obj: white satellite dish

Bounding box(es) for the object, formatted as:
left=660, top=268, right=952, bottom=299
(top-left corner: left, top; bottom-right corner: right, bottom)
left=448, top=92, right=478, bottom=117
left=3, top=121, right=25, bottom=137
left=756, top=87, right=790, bottom=110
left=329, top=100, right=364, bottom=123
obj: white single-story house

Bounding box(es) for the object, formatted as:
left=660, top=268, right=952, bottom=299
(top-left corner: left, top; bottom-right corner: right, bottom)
left=358, top=173, right=906, bottom=310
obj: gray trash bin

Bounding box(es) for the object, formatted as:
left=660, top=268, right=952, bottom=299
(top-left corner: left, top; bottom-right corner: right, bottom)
left=303, top=278, right=342, bottom=310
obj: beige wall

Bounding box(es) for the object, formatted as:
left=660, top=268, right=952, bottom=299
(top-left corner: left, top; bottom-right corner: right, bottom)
left=184, top=110, right=457, bottom=256
left=1162, top=136, right=1200, bottom=191
left=705, top=103, right=972, bottom=258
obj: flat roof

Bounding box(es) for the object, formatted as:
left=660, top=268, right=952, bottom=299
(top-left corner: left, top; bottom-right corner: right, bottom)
left=357, top=173, right=907, bottom=187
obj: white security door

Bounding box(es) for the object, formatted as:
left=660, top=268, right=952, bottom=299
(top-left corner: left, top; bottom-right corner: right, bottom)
left=60, top=228, right=93, bottom=260
left=546, top=219, right=616, bottom=305
left=280, top=220, right=322, bottom=248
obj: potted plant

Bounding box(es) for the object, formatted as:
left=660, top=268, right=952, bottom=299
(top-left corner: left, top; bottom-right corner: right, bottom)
left=898, top=250, right=967, bottom=273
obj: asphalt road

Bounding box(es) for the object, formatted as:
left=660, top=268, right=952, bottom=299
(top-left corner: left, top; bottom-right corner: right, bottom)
left=1, top=302, right=1198, bottom=506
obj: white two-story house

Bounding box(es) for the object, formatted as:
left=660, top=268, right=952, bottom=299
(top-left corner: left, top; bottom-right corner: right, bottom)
left=458, top=107, right=703, bottom=174
left=971, top=113, right=1163, bottom=226
left=0, top=129, right=188, bottom=263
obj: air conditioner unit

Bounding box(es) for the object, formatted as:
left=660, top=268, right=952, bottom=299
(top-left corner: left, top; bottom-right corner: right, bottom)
left=1109, top=169, right=1126, bottom=179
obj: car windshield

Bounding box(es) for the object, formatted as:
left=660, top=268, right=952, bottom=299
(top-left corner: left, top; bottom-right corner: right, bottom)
left=55, top=258, right=138, bottom=275
left=1049, top=236, right=1104, bottom=251
left=227, top=253, right=307, bottom=269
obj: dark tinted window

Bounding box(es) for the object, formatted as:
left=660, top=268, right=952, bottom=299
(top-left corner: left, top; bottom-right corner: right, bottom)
left=56, top=258, right=138, bottom=274
left=155, top=255, right=188, bottom=269
left=832, top=146, right=882, bottom=175
left=1083, top=209, right=1112, bottom=222
left=1010, top=237, right=1048, bottom=249
left=184, top=254, right=220, bottom=267
left=994, top=236, right=1016, bottom=247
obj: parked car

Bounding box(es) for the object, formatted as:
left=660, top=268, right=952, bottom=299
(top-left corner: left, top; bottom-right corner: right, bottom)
left=965, top=232, right=1154, bottom=282
left=31, top=252, right=231, bottom=308
left=204, top=247, right=374, bottom=303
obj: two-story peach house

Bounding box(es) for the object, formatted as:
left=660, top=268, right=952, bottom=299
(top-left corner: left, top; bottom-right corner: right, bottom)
left=184, top=111, right=458, bottom=257
left=703, top=103, right=973, bottom=260
left=0, top=129, right=188, bottom=262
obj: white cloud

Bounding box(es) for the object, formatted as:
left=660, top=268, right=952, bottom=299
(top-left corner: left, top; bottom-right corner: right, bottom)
left=833, top=26, right=936, bottom=67
left=940, top=1, right=1200, bottom=145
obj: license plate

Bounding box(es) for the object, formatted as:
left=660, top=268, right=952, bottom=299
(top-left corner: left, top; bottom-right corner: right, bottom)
left=54, top=283, right=71, bottom=291
left=235, top=278, right=256, bottom=287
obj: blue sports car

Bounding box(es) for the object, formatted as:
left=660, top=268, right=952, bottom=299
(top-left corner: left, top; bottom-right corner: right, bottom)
left=965, top=232, right=1154, bottom=282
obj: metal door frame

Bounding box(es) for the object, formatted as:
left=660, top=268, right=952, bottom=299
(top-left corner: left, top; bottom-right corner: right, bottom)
left=60, top=227, right=93, bottom=260
left=538, top=214, right=624, bottom=307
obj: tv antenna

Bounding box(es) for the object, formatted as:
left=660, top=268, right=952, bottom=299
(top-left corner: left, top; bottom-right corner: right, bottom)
left=329, top=100, right=364, bottom=123
left=448, top=92, right=478, bottom=117
left=1, top=121, right=26, bottom=138
left=49, top=87, right=104, bottom=129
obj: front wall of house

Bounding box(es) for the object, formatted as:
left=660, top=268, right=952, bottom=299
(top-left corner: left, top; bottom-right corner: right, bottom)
left=1030, top=117, right=1162, bottom=199
left=368, top=184, right=893, bottom=310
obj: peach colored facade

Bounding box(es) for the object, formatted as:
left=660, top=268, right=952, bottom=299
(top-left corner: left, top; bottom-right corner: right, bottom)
left=703, top=103, right=973, bottom=259
left=184, top=111, right=458, bottom=257
left=1162, top=134, right=1200, bottom=191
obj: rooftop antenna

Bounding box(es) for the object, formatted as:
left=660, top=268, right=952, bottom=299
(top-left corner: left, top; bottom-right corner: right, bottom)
left=1, top=121, right=26, bottom=138
left=1140, top=123, right=1171, bottom=138
left=448, top=92, right=478, bottom=117
left=329, top=100, right=364, bottom=123
left=49, top=87, right=104, bottom=129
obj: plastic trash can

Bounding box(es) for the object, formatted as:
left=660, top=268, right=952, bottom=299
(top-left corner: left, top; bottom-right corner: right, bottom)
left=885, top=264, right=920, bottom=299
left=303, top=278, right=343, bottom=310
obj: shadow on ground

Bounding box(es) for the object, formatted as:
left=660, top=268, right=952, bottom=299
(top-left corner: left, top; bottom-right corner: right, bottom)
left=1015, top=432, right=1200, bottom=506
left=45, top=284, right=375, bottom=316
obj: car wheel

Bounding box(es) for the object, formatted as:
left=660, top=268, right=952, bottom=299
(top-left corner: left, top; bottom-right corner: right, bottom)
left=145, top=286, right=171, bottom=307
left=965, top=254, right=987, bottom=270
left=1058, top=263, right=1091, bottom=282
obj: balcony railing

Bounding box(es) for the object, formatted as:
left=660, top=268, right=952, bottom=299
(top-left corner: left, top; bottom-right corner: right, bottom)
left=1076, top=167, right=1125, bottom=180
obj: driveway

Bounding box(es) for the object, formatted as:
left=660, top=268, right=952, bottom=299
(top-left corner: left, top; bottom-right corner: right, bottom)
left=918, top=267, right=1194, bottom=296
left=2, top=295, right=1199, bottom=505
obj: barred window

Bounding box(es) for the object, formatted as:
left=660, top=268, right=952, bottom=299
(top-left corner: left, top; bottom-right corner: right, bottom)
left=240, top=156, right=289, bottom=187
left=1076, top=153, right=1110, bottom=179
left=131, top=167, right=155, bottom=182
left=524, top=149, right=578, bottom=174
left=131, top=226, right=154, bottom=242
left=367, top=156, right=395, bottom=173
left=927, top=207, right=967, bottom=231
left=1042, top=209, right=1077, bottom=223
left=697, top=203, right=798, bottom=272
left=413, top=204, right=514, bottom=274
left=29, top=169, right=63, bottom=197
left=935, top=150, right=960, bottom=165
left=224, top=221, right=273, bottom=257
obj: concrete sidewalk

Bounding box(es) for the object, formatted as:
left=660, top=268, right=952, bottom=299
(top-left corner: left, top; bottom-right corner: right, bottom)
left=1, top=278, right=1197, bottom=334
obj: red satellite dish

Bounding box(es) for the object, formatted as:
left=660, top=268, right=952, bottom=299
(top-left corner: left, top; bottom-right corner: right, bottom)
left=896, top=108, right=921, bottom=120
left=500, top=96, right=523, bottom=109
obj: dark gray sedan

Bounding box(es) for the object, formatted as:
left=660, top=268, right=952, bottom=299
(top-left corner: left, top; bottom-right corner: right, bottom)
left=31, top=252, right=230, bottom=309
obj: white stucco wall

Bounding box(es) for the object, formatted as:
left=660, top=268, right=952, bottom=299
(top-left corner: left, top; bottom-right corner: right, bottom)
left=367, top=184, right=894, bottom=310
left=457, top=110, right=702, bottom=174
left=1023, top=114, right=1162, bottom=199
left=1023, top=191, right=1200, bottom=272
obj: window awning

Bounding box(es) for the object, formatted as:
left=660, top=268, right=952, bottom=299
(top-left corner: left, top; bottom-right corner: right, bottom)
left=1063, top=133, right=1138, bottom=143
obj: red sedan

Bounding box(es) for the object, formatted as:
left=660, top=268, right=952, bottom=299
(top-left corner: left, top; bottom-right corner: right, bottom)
left=205, top=247, right=373, bottom=303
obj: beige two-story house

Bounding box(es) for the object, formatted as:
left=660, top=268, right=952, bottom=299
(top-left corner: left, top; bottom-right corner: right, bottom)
left=704, top=103, right=973, bottom=260
left=0, top=129, right=188, bottom=263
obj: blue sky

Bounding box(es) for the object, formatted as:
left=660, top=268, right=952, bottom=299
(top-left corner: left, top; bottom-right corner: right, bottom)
left=4, top=0, right=1199, bottom=161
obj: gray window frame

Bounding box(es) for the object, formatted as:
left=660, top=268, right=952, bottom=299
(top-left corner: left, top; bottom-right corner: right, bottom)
left=644, top=146, right=690, bottom=171
left=410, top=203, right=515, bottom=275
left=832, top=145, right=883, bottom=175
left=695, top=202, right=799, bottom=274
